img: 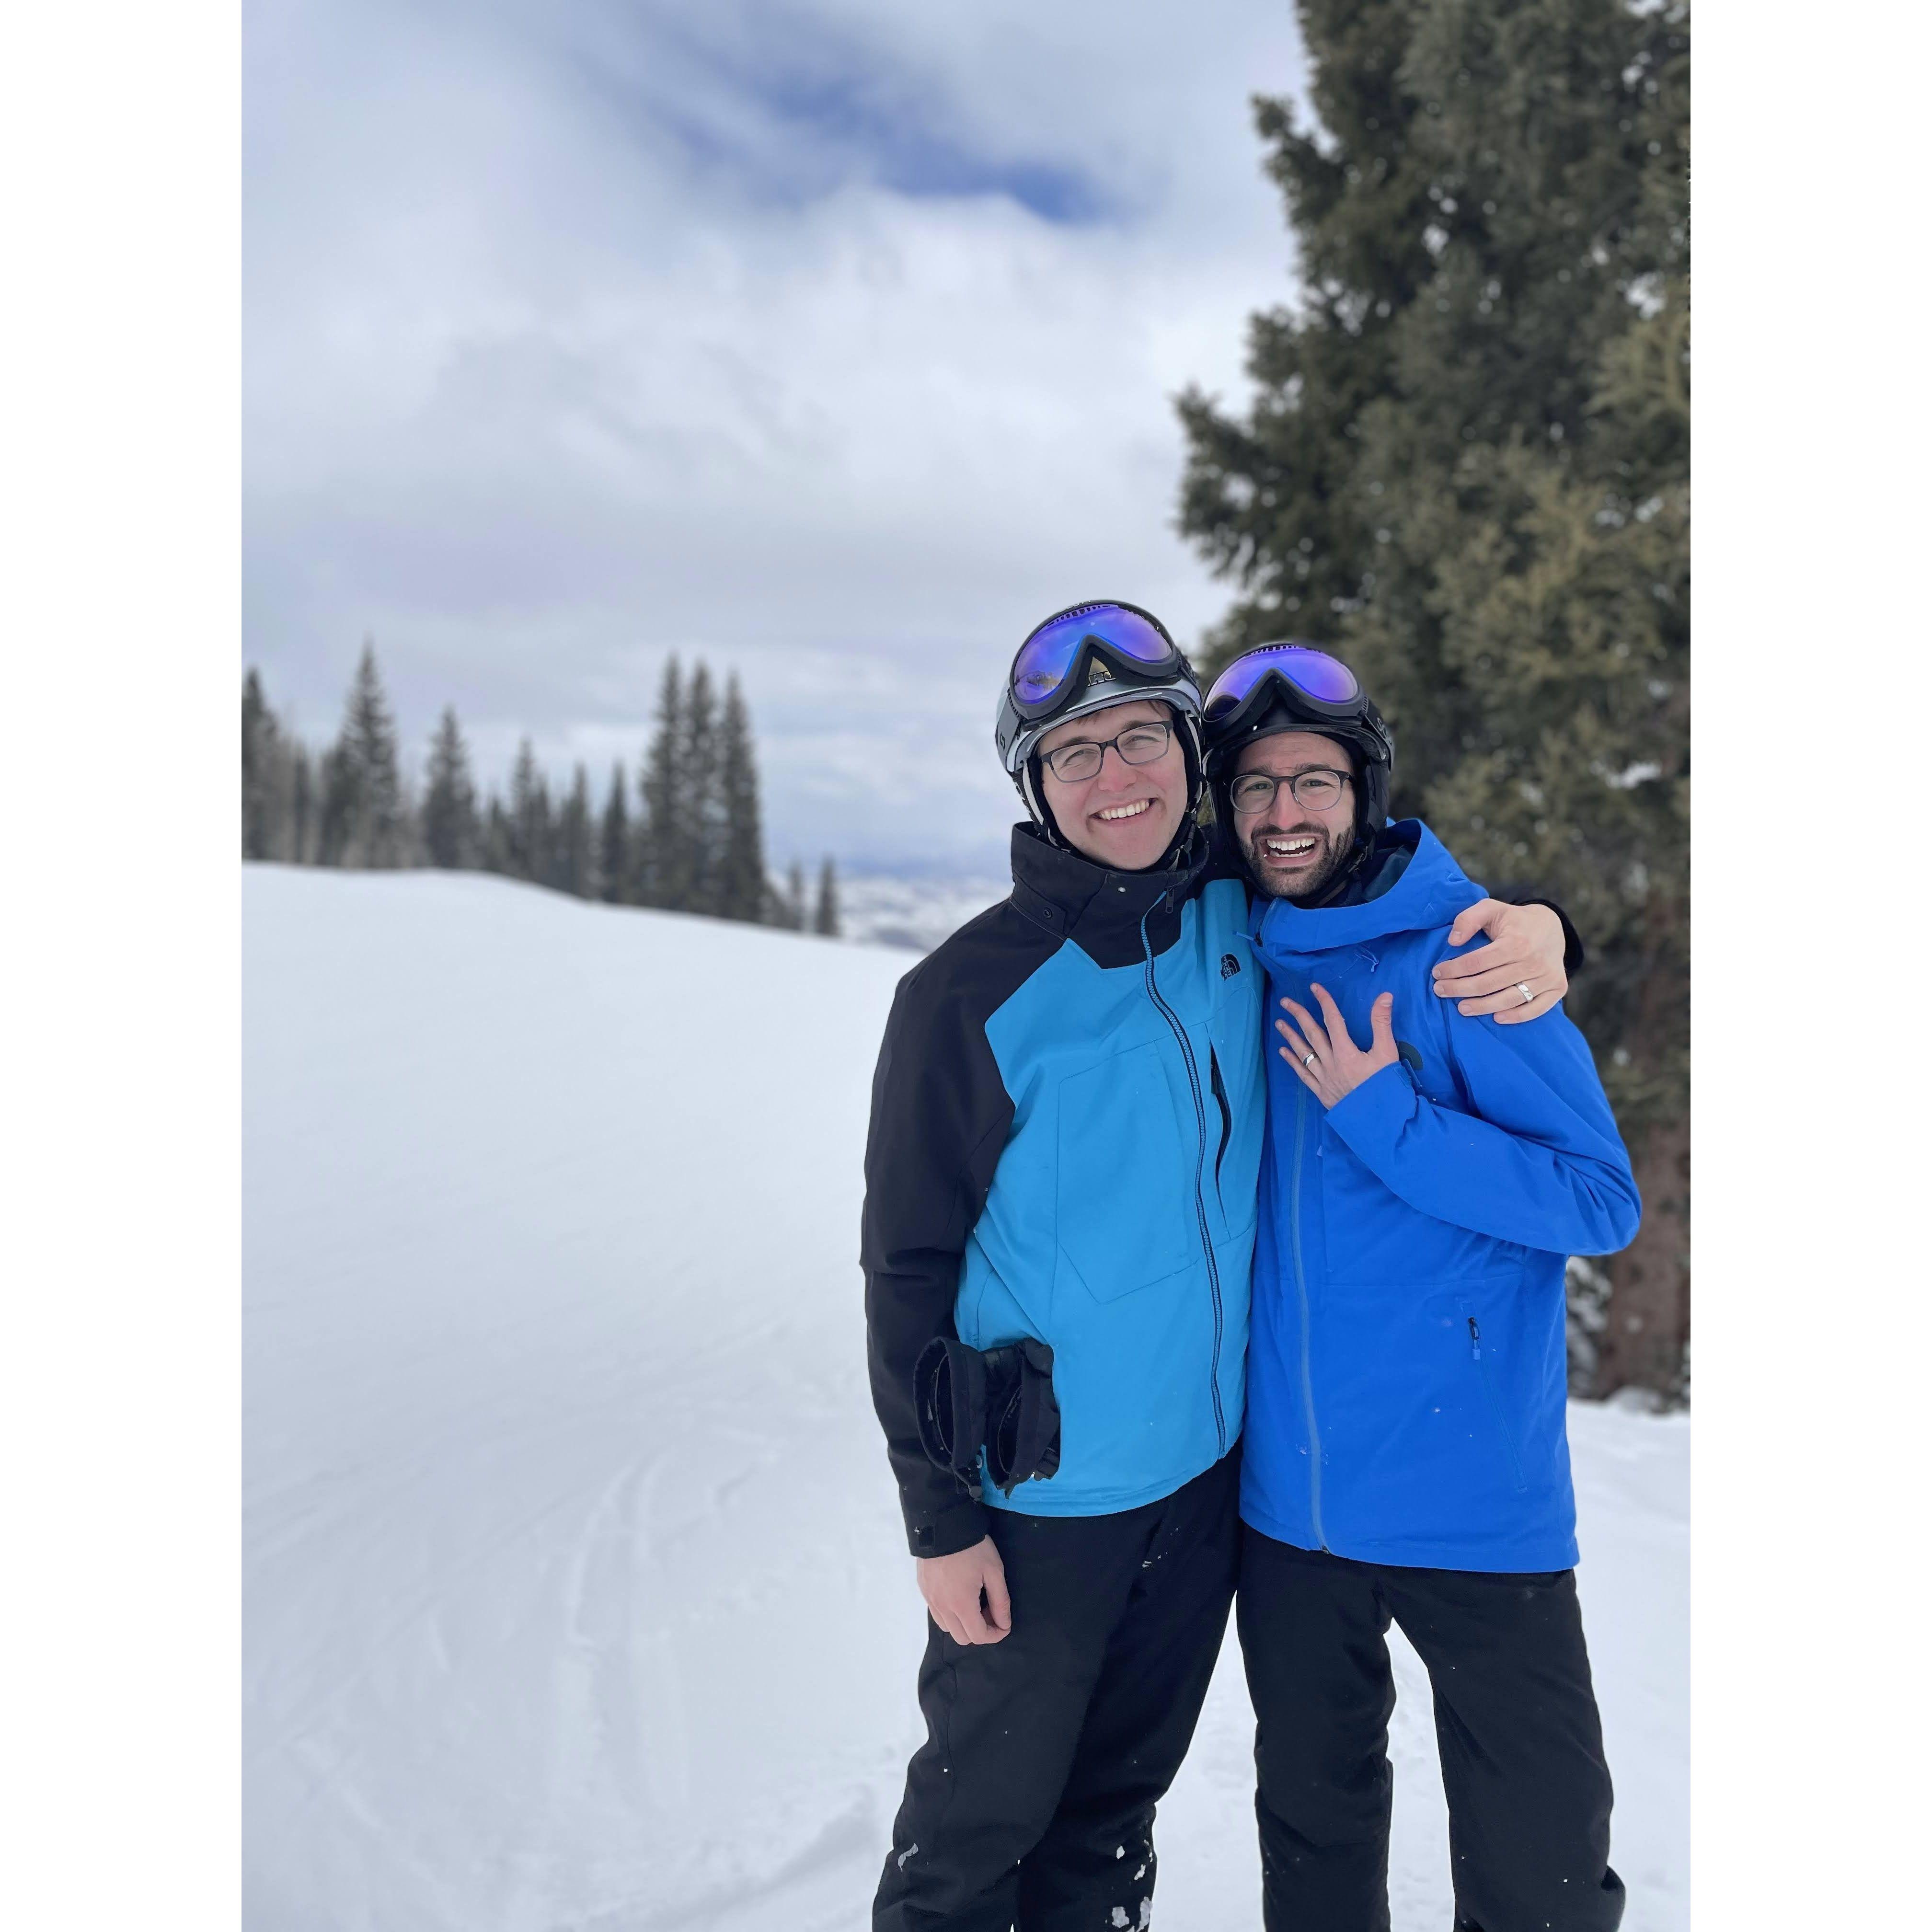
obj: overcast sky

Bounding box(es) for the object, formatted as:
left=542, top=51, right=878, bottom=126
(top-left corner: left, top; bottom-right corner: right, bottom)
left=245, top=0, right=1309, bottom=873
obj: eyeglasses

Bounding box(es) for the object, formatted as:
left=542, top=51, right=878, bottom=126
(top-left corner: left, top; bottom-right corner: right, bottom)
left=1039, top=718, right=1175, bottom=784
left=1227, top=768, right=1352, bottom=815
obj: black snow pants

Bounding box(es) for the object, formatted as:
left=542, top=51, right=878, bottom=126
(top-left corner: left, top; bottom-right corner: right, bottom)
left=872, top=1450, right=1240, bottom=1932
left=1238, top=1529, right=1625, bottom=1932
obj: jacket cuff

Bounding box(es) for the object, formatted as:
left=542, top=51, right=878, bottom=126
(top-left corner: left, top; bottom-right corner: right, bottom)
left=905, top=1493, right=992, bottom=1560
left=1323, top=1060, right=1416, bottom=1170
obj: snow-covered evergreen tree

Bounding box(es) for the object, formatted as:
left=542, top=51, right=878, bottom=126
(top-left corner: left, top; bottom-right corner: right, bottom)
left=638, top=658, right=686, bottom=908
left=598, top=762, right=630, bottom=904
left=242, top=669, right=284, bottom=860
left=507, top=739, right=552, bottom=884
left=421, top=706, right=480, bottom=870
left=717, top=674, right=767, bottom=924
left=320, top=641, right=408, bottom=868
left=812, top=858, right=841, bottom=939
left=681, top=663, right=722, bottom=915
left=554, top=764, right=594, bottom=899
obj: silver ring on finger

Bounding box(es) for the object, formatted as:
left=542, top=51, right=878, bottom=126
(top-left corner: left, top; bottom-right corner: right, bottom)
left=1516, top=981, right=1535, bottom=1006
left=1302, top=1052, right=1318, bottom=1069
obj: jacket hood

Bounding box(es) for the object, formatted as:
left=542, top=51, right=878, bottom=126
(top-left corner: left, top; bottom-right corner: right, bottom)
left=1250, top=819, right=1484, bottom=954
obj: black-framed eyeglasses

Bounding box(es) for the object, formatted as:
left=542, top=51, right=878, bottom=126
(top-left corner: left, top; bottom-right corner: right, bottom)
left=1227, top=768, right=1352, bottom=815
left=1039, top=718, right=1176, bottom=784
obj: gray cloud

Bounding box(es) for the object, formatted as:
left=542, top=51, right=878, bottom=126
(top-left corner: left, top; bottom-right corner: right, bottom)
left=245, top=0, right=1307, bottom=870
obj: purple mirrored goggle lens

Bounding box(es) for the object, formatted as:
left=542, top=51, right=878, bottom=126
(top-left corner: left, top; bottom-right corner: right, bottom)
left=1011, top=604, right=1173, bottom=706
left=1203, top=644, right=1360, bottom=719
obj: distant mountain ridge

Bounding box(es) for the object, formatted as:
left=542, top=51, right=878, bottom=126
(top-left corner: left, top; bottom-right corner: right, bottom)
left=837, top=870, right=1011, bottom=953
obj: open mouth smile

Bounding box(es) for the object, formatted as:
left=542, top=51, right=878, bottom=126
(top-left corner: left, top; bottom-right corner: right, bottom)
left=1095, top=799, right=1154, bottom=823
left=1259, top=835, right=1319, bottom=859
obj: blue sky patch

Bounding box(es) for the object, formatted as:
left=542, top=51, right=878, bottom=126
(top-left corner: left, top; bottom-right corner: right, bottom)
left=567, top=3, right=1120, bottom=225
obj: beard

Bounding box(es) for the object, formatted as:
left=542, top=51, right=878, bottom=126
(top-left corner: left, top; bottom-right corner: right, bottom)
left=1240, top=819, right=1354, bottom=902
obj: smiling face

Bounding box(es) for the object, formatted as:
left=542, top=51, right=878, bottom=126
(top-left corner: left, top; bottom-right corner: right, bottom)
left=1232, top=729, right=1359, bottom=900
left=1035, top=697, right=1190, bottom=872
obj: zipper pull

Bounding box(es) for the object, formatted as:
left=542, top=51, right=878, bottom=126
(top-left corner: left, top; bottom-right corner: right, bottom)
left=1467, top=1316, right=1481, bottom=1360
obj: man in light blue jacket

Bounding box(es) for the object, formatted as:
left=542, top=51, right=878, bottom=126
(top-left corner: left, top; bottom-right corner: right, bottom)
left=1200, top=644, right=1643, bottom=1932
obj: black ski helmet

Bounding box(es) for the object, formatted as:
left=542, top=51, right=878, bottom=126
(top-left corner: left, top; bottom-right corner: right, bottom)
left=1201, top=641, right=1394, bottom=839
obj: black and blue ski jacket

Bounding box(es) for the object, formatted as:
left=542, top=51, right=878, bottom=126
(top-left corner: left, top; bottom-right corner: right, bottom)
left=861, top=822, right=1264, bottom=1557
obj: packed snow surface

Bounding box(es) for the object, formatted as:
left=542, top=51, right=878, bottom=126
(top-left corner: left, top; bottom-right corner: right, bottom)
left=244, top=866, right=1688, bottom=1931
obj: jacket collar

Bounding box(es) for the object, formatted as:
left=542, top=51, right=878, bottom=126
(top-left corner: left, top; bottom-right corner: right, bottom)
left=1249, top=819, right=1484, bottom=954
left=1007, top=821, right=1209, bottom=964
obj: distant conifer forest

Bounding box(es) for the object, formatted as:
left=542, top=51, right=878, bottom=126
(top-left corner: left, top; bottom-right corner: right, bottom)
left=242, top=644, right=840, bottom=936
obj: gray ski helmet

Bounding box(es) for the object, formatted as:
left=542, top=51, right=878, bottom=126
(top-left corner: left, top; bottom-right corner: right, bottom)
left=993, top=600, right=1207, bottom=832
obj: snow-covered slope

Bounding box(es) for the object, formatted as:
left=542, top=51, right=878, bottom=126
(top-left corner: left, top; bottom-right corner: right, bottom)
left=243, top=866, right=1688, bottom=1931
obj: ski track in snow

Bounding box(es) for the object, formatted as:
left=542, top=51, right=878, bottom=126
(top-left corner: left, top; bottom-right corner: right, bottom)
left=244, top=866, right=1688, bottom=1931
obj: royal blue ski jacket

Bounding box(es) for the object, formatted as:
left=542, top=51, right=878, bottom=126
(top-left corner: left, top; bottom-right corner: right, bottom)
left=862, top=823, right=1264, bottom=1556
left=1242, top=821, right=1641, bottom=1573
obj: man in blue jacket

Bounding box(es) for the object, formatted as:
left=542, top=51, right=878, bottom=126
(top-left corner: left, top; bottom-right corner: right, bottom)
left=861, top=607, right=1573, bottom=1932
left=1201, top=643, right=1643, bottom=1932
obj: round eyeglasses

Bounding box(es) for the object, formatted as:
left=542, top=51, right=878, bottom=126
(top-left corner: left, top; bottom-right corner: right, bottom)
left=1227, top=768, right=1352, bottom=815
left=1039, top=718, right=1175, bottom=784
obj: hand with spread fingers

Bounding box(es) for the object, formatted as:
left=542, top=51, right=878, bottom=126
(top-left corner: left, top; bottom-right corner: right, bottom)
left=1276, top=984, right=1398, bottom=1108
left=1429, top=899, right=1568, bottom=1024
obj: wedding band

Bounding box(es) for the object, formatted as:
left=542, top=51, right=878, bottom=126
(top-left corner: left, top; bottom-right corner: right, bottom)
left=1302, top=1052, right=1318, bottom=1068
left=1516, top=981, right=1535, bottom=1006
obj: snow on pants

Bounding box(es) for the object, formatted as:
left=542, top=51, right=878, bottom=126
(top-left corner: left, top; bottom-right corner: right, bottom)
left=1237, top=1529, right=1626, bottom=1932
left=872, top=1450, right=1240, bottom=1932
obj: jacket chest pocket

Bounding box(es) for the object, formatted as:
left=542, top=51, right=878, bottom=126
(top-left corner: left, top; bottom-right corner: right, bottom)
left=1054, top=1039, right=1196, bottom=1302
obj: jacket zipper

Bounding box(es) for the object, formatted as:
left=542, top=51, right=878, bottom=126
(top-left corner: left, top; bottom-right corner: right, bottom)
left=1140, top=906, right=1228, bottom=1458
left=1290, top=1084, right=1326, bottom=1547
left=1208, top=1046, right=1233, bottom=1200
left=1466, top=1316, right=1528, bottom=1492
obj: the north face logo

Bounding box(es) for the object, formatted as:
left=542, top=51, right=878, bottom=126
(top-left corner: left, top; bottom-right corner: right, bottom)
left=1220, top=954, right=1241, bottom=979
left=1086, top=662, right=1116, bottom=686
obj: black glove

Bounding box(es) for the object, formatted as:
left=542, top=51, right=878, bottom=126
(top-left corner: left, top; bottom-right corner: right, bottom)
left=914, top=1335, right=1061, bottom=1499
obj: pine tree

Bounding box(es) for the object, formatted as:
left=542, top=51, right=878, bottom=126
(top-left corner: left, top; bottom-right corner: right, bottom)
left=716, top=674, right=767, bottom=922
left=318, top=745, right=351, bottom=866
left=290, top=742, right=316, bottom=863
left=240, top=667, right=315, bottom=862
left=507, top=738, right=552, bottom=883
left=348, top=637, right=406, bottom=865
left=781, top=859, right=808, bottom=932
left=481, top=793, right=514, bottom=874
left=320, top=639, right=408, bottom=867
left=812, top=857, right=841, bottom=938
left=242, top=669, right=284, bottom=860
left=682, top=661, right=722, bottom=914
left=554, top=763, right=594, bottom=898
left=599, top=761, right=631, bottom=904
left=638, top=658, right=686, bottom=908
left=421, top=706, right=480, bottom=869
left=1176, top=0, right=1689, bottom=1398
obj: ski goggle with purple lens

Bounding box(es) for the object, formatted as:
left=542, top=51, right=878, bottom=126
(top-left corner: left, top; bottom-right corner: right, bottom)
left=1203, top=644, right=1360, bottom=721
left=1008, top=602, right=1181, bottom=715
